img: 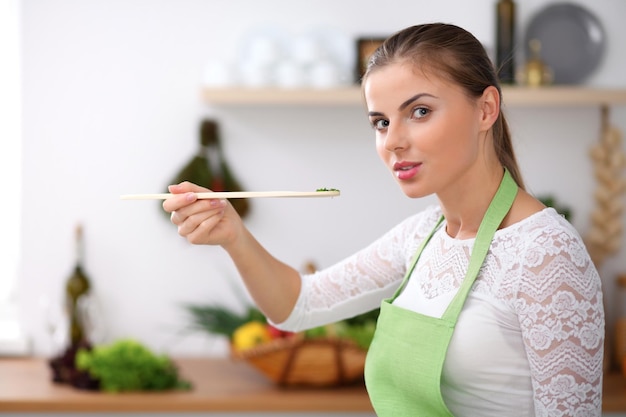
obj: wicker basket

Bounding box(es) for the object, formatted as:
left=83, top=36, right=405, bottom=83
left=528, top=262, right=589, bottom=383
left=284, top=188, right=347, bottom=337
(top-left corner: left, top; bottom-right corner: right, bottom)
left=231, top=335, right=367, bottom=387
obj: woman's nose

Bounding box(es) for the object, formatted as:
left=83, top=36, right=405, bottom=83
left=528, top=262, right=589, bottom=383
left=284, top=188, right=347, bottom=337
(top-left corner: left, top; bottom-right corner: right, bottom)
left=384, top=124, right=408, bottom=152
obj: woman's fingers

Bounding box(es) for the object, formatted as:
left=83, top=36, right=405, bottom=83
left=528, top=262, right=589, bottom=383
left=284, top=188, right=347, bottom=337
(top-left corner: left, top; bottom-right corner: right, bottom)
left=168, top=181, right=208, bottom=194
left=171, top=199, right=228, bottom=241
left=162, top=182, right=235, bottom=245
left=184, top=214, right=224, bottom=245
left=163, top=181, right=215, bottom=212
left=175, top=205, right=213, bottom=233
left=162, top=192, right=197, bottom=213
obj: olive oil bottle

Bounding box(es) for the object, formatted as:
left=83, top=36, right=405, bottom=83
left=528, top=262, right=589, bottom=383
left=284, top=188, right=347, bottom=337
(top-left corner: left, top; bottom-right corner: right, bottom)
left=495, top=0, right=516, bottom=84
left=48, top=224, right=98, bottom=388
left=65, top=224, right=91, bottom=347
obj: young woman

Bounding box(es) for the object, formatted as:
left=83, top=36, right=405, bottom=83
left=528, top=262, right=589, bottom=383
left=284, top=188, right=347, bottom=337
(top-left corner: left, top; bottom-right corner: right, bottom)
left=164, top=23, right=604, bottom=417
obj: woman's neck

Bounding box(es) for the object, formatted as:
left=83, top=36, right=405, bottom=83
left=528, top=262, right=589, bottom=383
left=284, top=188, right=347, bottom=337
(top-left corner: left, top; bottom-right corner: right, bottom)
left=438, top=166, right=504, bottom=240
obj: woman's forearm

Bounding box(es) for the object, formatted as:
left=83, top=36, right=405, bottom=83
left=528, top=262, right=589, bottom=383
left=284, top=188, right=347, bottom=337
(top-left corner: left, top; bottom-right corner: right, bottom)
left=223, top=227, right=302, bottom=323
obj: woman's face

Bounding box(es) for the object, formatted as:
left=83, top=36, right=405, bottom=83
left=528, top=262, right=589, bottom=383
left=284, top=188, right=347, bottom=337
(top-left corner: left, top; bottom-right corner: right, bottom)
left=364, top=62, right=487, bottom=199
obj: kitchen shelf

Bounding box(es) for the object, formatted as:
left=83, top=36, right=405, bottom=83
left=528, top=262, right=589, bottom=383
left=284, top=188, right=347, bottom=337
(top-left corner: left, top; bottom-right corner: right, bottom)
left=202, top=86, right=626, bottom=107
left=502, top=87, right=626, bottom=107
left=202, top=87, right=364, bottom=106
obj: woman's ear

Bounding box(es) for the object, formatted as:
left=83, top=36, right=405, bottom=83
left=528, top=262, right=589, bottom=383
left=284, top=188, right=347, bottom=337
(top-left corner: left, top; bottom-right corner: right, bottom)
left=478, top=86, right=500, bottom=131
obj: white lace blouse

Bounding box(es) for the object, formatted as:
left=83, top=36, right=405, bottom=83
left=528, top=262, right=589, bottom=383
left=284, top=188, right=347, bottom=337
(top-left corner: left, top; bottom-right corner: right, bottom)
left=275, top=205, right=605, bottom=417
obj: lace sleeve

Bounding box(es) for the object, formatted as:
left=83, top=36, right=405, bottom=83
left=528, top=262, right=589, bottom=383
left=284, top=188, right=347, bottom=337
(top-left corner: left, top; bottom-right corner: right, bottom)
left=514, top=221, right=605, bottom=416
left=275, top=206, right=443, bottom=331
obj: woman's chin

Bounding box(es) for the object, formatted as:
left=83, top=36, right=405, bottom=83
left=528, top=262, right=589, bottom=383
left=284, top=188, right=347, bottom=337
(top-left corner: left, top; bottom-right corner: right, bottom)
left=399, top=186, right=430, bottom=199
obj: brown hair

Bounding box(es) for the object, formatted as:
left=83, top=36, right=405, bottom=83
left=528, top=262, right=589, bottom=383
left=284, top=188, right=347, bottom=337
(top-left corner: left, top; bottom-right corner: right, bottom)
left=363, top=23, right=525, bottom=190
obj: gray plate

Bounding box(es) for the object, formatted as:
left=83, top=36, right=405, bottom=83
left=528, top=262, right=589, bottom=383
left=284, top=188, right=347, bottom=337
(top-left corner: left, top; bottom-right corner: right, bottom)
left=524, top=3, right=606, bottom=84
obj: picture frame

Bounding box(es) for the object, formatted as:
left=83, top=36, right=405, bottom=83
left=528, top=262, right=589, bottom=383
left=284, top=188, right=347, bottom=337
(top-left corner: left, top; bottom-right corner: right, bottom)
left=355, top=37, right=386, bottom=83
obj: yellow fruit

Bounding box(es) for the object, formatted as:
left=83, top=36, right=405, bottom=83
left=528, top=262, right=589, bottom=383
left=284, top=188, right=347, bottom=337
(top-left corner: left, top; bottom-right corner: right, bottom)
left=232, top=321, right=272, bottom=351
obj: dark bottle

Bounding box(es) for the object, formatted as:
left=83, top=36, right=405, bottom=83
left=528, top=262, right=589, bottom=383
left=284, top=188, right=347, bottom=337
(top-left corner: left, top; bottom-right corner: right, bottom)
left=65, top=224, right=91, bottom=347
left=168, top=119, right=250, bottom=218
left=48, top=224, right=97, bottom=389
left=496, top=0, right=516, bottom=84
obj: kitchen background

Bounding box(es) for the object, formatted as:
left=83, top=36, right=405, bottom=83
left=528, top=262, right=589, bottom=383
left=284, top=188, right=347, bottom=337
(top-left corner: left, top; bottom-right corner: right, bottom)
left=9, top=0, right=626, bottom=359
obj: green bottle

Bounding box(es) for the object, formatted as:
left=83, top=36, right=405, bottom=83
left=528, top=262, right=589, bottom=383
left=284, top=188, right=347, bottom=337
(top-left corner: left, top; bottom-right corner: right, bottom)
left=496, top=0, right=516, bottom=84
left=65, top=224, right=91, bottom=347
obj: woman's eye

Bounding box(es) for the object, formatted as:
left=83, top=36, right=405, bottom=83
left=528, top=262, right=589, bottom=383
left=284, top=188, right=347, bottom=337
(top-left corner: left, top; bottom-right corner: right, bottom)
left=372, top=119, right=389, bottom=130
left=412, top=107, right=430, bottom=119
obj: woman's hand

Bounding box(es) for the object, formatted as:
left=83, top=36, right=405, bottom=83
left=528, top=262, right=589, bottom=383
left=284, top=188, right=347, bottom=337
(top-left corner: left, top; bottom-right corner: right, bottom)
left=163, top=181, right=301, bottom=323
left=162, top=181, right=243, bottom=247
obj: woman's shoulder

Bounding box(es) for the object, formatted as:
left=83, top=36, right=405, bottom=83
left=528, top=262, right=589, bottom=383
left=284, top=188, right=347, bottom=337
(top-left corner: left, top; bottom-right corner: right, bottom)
left=498, top=207, right=595, bottom=272
left=501, top=189, right=547, bottom=229
left=506, top=207, right=581, bottom=239
left=495, top=208, right=600, bottom=302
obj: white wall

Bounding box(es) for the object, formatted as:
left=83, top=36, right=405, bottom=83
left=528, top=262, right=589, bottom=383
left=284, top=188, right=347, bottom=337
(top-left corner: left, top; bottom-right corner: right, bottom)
left=17, top=0, right=626, bottom=357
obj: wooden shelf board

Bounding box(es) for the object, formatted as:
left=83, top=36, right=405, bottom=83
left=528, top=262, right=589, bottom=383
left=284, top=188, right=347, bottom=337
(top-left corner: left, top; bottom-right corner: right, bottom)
left=202, top=86, right=626, bottom=107
left=501, top=86, right=626, bottom=107
left=202, top=87, right=364, bottom=106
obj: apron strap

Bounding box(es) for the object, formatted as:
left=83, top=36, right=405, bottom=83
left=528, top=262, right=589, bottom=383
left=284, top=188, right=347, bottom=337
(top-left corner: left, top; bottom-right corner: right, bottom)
left=390, top=215, right=444, bottom=300
left=442, top=168, right=518, bottom=320
left=389, top=169, right=518, bottom=315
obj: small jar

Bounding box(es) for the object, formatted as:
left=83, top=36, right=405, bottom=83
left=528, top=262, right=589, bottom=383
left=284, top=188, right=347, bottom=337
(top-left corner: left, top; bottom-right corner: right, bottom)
left=517, top=39, right=553, bottom=87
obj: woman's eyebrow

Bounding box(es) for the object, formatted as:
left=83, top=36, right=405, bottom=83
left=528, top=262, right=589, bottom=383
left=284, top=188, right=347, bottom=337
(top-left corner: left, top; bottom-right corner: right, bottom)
left=398, top=93, right=437, bottom=111
left=367, top=93, right=437, bottom=117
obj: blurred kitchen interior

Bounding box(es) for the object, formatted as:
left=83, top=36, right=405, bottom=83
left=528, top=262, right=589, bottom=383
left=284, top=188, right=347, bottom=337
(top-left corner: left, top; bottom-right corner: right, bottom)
left=2, top=0, right=625, bottom=359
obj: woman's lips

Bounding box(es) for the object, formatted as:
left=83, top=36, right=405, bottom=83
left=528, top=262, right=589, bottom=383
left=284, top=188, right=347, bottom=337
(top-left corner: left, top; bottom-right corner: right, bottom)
left=393, top=162, right=421, bottom=180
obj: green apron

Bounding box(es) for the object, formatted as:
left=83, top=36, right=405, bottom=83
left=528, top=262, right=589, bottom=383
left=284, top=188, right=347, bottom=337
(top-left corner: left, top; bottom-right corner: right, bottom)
left=364, top=170, right=518, bottom=416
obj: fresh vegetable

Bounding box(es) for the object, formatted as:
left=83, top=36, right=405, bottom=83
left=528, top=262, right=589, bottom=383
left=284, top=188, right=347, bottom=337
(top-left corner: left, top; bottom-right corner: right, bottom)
left=335, top=321, right=377, bottom=350
left=267, top=324, right=294, bottom=339
left=232, top=321, right=273, bottom=351
left=48, top=341, right=99, bottom=390
left=303, top=325, right=329, bottom=339
left=183, top=304, right=265, bottom=337
left=302, top=320, right=377, bottom=350
left=75, top=339, right=191, bottom=392
left=183, top=302, right=379, bottom=352
left=538, top=195, right=572, bottom=221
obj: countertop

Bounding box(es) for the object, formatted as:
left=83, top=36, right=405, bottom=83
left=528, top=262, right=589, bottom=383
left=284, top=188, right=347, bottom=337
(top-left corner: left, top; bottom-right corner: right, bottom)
left=0, top=357, right=372, bottom=412
left=603, top=372, right=626, bottom=412
left=1, top=357, right=625, bottom=413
